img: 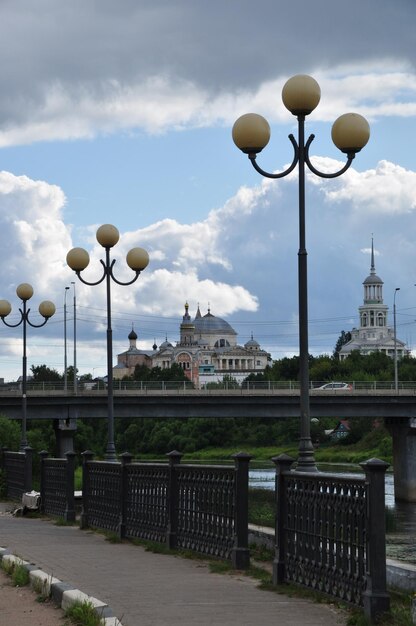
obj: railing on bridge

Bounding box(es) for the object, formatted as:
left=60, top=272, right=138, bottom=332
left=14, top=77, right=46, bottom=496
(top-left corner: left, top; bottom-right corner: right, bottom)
left=2, top=379, right=416, bottom=394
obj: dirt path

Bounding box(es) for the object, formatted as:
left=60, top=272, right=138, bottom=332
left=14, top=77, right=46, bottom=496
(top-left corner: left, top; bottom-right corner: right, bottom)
left=0, top=568, right=66, bottom=625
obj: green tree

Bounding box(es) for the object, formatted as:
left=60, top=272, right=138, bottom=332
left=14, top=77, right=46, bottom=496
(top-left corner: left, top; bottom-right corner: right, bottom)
left=30, top=364, right=62, bottom=382
left=0, top=415, right=21, bottom=449
left=333, top=330, right=352, bottom=358
left=129, top=363, right=189, bottom=383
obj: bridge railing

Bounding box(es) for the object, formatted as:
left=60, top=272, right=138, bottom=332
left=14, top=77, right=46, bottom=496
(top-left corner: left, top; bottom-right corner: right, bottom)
left=80, top=450, right=251, bottom=568
left=2, top=379, right=416, bottom=395
left=272, top=455, right=390, bottom=622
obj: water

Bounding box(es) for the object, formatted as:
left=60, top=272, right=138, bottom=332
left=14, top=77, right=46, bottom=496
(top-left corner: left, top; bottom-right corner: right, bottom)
left=249, top=463, right=416, bottom=564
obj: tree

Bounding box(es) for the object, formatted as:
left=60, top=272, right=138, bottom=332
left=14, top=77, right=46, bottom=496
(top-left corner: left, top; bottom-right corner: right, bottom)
left=66, top=366, right=79, bottom=383
left=333, top=331, right=352, bottom=358
left=30, top=364, right=62, bottom=382
left=129, top=363, right=189, bottom=383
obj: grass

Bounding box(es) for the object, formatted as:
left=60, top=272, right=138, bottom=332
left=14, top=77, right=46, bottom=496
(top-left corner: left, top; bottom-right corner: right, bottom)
left=249, top=487, right=275, bottom=527
left=12, top=563, right=30, bottom=587
left=346, top=590, right=413, bottom=625
left=64, top=599, right=105, bottom=626
left=54, top=517, right=77, bottom=526
left=1, top=558, right=30, bottom=586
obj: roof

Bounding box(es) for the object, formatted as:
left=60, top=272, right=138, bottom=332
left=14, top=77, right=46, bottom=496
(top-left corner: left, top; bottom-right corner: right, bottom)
left=194, top=311, right=237, bottom=335
left=363, top=274, right=383, bottom=285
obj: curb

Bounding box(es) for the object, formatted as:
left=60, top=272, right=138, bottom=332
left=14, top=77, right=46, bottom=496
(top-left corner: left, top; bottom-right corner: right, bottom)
left=0, top=547, right=123, bottom=626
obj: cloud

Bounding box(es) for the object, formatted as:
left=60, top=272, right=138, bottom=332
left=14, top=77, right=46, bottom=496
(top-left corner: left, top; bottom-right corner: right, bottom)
left=0, top=2, right=414, bottom=146
left=2, top=154, right=416, bottom=377
left=320, top=160, right=416, bottom=213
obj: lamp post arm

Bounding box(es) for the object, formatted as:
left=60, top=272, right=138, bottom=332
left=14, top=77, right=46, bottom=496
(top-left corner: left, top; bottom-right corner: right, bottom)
left=304, top=134, right=355, bottom=179
left=109, top=266, right=142, bottom=287
left=248, top=134, right=299, bottom=179
left=0, top=309, right=24, bottom=328
left=75, top=260, right=107, bottom=287
left=25, top=311, right=50, bottom=329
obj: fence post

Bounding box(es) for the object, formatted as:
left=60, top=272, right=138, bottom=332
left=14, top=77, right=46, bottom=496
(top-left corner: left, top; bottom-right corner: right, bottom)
left=0, top=446, right=7, bottom=471
left=65, top=451, right=76, bottom=523
left=166, top=450, right=182, bottom=549
left=39, top=450, right=49, bottom=514
left=119, top=452, right=133, bottom=539
left=80, top=450, right=94, bottom=529
left=23, top=446, right=33, bottom=493
left=360, top=458, right=390, bottom=622
left=271, top=453, right=295, bottom=584
left=231, top=451, right=252, bottom=569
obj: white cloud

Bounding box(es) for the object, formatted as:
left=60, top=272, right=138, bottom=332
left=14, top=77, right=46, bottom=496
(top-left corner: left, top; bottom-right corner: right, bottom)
left=319, top=160, right=416, bottom=213
left=2, top=154, right=416, bottom=378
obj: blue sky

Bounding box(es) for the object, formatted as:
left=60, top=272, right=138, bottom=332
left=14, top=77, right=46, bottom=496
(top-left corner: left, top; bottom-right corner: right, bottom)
left=0, top=0, right=415, bottom=380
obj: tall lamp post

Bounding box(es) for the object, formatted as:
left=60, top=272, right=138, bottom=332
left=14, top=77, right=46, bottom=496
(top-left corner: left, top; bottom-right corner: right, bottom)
left=64, top=286, right=70, bottom=391
left=394, top=287, right=400, bottom=393
left=0, top=283, right=56, bottom=450
left=66, top=224, right=149, bottom=461
left=232, top=74, right=370, bottom=471
left=71, top=281, right=77, bottom=394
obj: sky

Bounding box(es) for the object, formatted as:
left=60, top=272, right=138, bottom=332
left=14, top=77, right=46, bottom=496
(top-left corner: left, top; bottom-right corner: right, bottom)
left=0, top=0, right=415, bottom=381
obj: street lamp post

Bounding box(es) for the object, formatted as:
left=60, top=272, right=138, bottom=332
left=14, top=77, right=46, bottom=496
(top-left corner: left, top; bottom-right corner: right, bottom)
left=64, top=286, right=69, bottom=392
left=0, top=283, right=56, bottom=450
left=232, top=74, right=370, bottom=471
left=394, top=287, right=400, bottom=393
left=66, top=224, right=149, bottom=461
left=71, top=281, right=77, bottom=394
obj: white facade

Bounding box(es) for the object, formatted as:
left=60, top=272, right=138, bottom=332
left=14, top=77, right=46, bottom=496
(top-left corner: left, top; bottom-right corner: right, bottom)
left=151, top=303, right=271, bottom=385
left=339, top=240, right=408, bottom=360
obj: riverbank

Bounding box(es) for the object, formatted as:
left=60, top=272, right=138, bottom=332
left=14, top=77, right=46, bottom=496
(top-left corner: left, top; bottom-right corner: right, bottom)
left=180, top=441, right=392, bottom=465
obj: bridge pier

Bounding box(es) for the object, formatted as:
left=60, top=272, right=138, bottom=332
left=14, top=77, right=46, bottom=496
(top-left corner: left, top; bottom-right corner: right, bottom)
left=53, top=418, right=77, bottom=458
left=386, top=417, right=416, bottom=502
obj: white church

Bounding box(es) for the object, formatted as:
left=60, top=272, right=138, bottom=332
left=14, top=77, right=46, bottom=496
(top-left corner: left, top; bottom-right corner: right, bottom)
left=339, top=239, right=408, bottom=360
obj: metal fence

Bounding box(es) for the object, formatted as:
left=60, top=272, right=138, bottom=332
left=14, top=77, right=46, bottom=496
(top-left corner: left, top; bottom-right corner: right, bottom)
left=39, top=451, right=76, bottom=522
left=272, top=455, right=390, bottom=622
left=1, top=447, right=33, bottom=500
left=81, top=450, right=251, bottom=568
left=3, top=379, right=416, bottom=394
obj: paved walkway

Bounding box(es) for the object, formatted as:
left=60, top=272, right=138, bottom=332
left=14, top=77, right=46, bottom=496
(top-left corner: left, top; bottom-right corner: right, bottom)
left=0, top=503, right=347, bottom=626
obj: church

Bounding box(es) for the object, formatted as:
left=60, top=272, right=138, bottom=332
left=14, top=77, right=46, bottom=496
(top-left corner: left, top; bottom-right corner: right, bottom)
left=339, top=239, right=408, bottom=360
left=113, top=303, right=271, bottom=386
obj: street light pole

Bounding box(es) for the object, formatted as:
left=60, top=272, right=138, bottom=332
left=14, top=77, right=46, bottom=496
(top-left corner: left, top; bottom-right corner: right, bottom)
left=71, top=281, right=77, bottom=394
left=394, top=287, right=400, bottom=393
left=0, top=283, right=55, bottom=450
left=66, top=224, right=149, bottom=461
left=64, top=286, right=69, bottom=392
left=232, top=75, right=370, bottom=472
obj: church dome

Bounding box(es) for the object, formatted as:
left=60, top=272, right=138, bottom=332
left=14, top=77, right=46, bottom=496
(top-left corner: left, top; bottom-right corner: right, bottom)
left=128, top=329, right=138, bottom=340
left=363, top=274, right=383, bottom=285
left=245, top=336, right=260, bottom=349
left=194, top=311, right=236, bottom=335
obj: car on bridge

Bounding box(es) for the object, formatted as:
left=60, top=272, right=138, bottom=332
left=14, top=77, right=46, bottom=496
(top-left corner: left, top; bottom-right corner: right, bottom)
left=316, top=382, right=352, bottom=391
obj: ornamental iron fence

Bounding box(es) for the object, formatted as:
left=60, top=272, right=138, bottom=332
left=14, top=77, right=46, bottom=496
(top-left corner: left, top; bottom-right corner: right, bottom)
left=1, top=446, right=32, bottom=500
left=80, top=450, right=251, bottom=568
left=272, top=454, right=390, bottom=622
left=39, top=451, right=76, bottom=522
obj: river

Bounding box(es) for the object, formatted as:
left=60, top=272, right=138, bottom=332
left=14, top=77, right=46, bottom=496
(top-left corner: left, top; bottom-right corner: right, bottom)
left=249, top=463, right=416, bottom=565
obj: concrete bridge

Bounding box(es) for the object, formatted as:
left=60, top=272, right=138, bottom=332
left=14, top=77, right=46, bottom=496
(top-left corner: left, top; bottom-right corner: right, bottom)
left=1, top=388, right=415, bottom=501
